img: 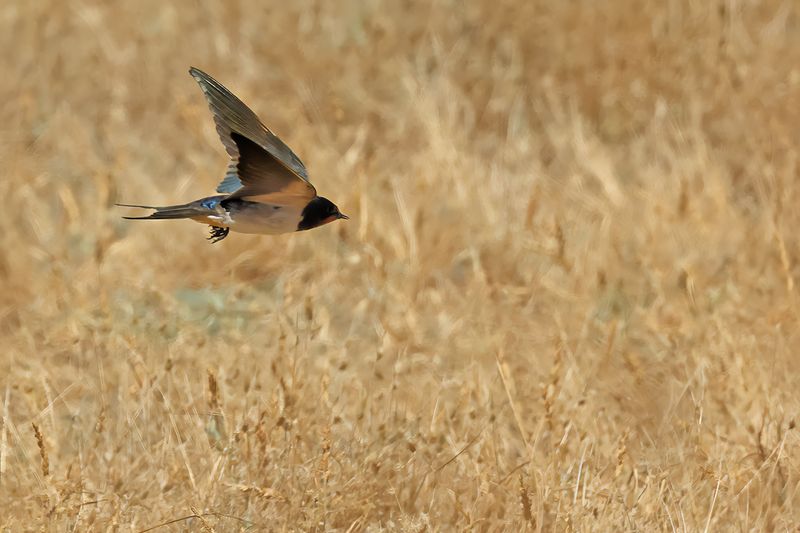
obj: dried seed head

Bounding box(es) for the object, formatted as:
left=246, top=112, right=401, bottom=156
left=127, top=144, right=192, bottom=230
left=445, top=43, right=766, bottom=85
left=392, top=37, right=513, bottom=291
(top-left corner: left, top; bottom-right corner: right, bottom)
left=31, top=423, right=49, bottom=478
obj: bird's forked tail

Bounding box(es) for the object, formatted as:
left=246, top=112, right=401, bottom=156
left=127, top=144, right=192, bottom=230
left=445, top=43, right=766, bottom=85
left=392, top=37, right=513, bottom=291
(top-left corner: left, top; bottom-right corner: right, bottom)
left=116, top=201, right=212, bottom=220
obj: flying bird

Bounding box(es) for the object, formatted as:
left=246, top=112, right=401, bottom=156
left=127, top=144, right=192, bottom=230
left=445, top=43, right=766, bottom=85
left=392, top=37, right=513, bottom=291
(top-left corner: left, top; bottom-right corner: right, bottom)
left=118, top=67, right=348, bottom=243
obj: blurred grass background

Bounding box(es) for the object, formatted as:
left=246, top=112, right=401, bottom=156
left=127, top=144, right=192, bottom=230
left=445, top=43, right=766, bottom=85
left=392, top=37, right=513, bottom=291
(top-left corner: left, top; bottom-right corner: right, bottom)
left=2, top=0, right=800, bottom=530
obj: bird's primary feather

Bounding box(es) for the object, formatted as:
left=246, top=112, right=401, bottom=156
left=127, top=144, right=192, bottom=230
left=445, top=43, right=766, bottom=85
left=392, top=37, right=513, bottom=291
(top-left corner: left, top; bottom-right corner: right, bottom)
left=188, top=67, right=312, bottom=195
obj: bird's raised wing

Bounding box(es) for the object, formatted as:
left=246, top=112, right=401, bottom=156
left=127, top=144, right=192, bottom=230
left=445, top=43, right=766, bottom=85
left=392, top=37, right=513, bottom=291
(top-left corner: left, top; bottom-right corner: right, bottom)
left=226, top=132, right=316, bottom=205
left=188, top=67, right=311, bottom=194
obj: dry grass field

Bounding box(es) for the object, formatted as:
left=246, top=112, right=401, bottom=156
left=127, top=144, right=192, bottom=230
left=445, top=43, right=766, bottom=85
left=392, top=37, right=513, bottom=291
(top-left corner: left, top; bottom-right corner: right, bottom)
left=2, top=0, right=800, bottom=530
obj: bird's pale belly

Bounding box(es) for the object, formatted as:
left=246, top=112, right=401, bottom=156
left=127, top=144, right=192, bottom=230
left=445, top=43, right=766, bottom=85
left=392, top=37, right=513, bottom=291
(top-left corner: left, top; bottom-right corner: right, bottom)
left=194, top=202, right=303, bottom=235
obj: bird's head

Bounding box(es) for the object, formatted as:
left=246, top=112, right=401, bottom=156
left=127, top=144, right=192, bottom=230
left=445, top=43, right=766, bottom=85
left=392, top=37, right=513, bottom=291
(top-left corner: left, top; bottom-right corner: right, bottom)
left=297, top=196, right=349, bottom=231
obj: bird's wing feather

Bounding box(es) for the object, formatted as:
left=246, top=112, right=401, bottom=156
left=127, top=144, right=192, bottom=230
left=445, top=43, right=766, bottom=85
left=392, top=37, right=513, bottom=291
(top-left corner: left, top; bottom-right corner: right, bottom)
left=225, top=132, right=316, bottom=206
left=188, top=67, right=311, bottom=193
left=216, top=162, right=243, bottom=194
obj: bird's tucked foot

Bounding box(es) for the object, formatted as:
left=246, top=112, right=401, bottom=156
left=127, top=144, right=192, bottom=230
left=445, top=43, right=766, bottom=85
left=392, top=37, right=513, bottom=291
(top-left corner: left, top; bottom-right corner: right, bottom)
left=208, top=226, right=229, bottom=243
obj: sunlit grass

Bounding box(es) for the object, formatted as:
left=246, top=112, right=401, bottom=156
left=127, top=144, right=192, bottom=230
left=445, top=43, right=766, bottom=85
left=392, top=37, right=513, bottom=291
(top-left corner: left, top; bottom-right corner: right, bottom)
left=2, top=0, right=800, bottom=530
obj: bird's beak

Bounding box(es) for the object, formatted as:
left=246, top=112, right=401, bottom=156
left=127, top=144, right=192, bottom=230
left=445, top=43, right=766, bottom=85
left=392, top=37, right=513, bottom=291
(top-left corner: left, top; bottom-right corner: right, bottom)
left=338, top=213, right=349, bottom=220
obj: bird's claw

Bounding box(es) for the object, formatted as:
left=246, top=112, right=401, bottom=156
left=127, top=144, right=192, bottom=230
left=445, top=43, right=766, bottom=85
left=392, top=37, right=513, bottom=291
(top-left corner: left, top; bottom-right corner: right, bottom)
left=208, top=226, right=229, bottom=243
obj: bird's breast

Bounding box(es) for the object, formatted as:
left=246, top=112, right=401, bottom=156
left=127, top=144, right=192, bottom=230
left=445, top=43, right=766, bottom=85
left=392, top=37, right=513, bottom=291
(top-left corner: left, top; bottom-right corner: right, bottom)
left=224, top=200, right=303, bottom=235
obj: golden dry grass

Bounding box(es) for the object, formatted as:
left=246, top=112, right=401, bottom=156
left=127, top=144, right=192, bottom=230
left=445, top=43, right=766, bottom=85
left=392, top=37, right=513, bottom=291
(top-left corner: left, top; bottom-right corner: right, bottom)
left=2, top=0, right=800, bottom=530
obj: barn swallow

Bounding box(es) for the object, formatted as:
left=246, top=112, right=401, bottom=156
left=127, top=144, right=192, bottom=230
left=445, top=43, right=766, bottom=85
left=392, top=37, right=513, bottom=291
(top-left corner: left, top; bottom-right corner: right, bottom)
left=118, top=67, right=348, bottom=243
